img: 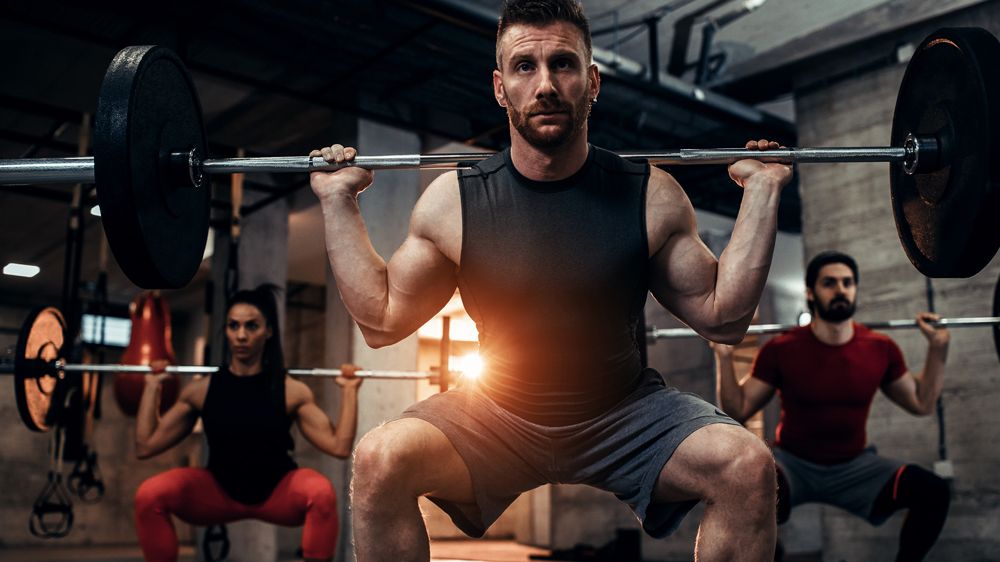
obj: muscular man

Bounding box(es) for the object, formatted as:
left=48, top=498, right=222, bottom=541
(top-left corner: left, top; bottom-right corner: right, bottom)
left=714, top=251, right=951, bottom=561
left=310, top=1, right=792, bottom=560
left=133, top=286, right=362, bottom=562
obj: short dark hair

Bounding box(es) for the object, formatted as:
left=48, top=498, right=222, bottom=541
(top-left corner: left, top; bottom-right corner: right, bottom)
left=805, top=251, right=859, bottom=289
left=496, top=0, right=592, bottom=68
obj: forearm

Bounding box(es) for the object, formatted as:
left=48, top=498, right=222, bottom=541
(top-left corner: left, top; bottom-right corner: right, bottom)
left=916, top=343, right=948, bottom=414
left=318, top=192, right=392, bottom=335
left=715, top=354, right=747, bottom=422
left=135, top=381, right=161, bottom=454
left=713, top=183, right=782, bottom=330
left=332, top=387, right=360, bottom=457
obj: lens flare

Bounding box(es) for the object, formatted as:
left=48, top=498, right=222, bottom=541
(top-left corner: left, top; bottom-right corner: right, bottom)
left=452, top=353, right=484, bottom=380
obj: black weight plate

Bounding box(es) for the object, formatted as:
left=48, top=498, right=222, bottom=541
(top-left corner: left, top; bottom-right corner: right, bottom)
left=94, top=46, right=209, bottom=289
left=14, top=307, right=66, bottom=432
left=890, top=28, right=1000, bottom=278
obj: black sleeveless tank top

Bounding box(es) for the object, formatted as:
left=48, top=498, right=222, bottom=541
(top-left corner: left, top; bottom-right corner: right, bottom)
left=457, top=145, right=652, bottom=426
left=201, top=367, right=297, bottom=504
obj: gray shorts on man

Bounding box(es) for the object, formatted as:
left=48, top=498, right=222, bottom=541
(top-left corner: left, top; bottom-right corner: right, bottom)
left=400, top=369, right=740, bottom=538
left=775, top=446, right=905, bottom=525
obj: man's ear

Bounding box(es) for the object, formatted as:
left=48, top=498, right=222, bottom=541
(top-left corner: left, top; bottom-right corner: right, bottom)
left=589, top=63, right=601, bottom=102
left=493, top=69, right=507, bottom=108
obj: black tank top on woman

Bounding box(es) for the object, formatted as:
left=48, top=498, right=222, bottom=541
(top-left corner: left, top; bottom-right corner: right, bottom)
left=201, top=367, right=297, bottom=504
left=457, top=145, right=652, bottom=426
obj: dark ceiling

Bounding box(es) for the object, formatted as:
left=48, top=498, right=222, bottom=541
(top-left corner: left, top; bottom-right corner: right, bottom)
left=0, top=0, right=799, bottom=318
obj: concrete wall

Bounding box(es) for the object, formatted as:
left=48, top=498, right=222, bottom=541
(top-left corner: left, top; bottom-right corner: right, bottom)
left=791, top=4, right=1000, bottom=559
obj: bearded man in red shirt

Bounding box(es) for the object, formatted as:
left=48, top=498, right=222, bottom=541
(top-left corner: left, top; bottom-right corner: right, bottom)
left=714, top=251, right=951, bottom=562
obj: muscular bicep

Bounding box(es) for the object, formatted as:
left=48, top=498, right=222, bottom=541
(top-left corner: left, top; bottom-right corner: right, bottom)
left=291, top=381, right=350, bottom=457
left=382, top=234, right=458, bottom=336
left=882, top=372, right=923, bottom=415
left=363, top=173, right=460, bottom=343
left=296, top=401, right=336, bottom=449
left=648, top=229, right=720, bottom=318
left=646, top=170, right=722, bottom=333
left=139, top=387, right=201, bottom=458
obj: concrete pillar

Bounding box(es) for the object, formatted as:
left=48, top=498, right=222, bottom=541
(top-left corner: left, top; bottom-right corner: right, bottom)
left=322, top=264, right=355, bottom=562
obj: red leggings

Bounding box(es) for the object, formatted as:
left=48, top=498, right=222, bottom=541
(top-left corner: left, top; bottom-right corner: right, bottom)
left=134, top=467, right=337, bottom=562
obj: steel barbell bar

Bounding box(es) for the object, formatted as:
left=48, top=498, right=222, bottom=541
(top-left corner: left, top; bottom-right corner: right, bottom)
left=10, top=307, right=458, bottom=433
left=648, top=316, right=1000, bottom=340
left=0, top=145, right=917, bottom=186
left=1, top=359, right=448, bottom=383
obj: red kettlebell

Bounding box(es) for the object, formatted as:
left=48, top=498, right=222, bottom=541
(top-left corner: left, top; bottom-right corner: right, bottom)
left=113, top=292, right=180, bottom=417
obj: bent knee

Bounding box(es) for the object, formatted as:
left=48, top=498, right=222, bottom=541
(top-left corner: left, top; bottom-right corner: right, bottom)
left=719, top=434, right=775, bottom=495
left=352, top=422, right=424, bottom=488
left=902, top=465, right=951, bottom=510
left=135, top=477, right=169, bottom=514
left=309, top=479, right=338, bottom=513
left=353, top=427, right=403, bottom=478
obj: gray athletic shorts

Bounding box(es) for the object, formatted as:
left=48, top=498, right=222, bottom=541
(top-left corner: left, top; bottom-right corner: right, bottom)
left=399, top=368, right=740, bottom=538
left=775, top=446, right=905, bottom=525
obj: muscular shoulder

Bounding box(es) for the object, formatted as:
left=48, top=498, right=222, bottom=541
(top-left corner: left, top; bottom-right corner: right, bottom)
left=646, top=166, right=696, bottom=255
left=412, top=171, right=459, bottom=232
left=411, top=171, right=461, bottom=262
left=179, top=376, right=211, bottom=410
left=284, top=377, right=314, bottom=408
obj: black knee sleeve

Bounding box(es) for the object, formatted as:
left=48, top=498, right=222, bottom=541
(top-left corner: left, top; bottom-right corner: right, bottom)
left=872, top=464, right=937, bottom=518
left=895, top=465, right=951, bottom=512
left=870, top=465, right=951, bottom=562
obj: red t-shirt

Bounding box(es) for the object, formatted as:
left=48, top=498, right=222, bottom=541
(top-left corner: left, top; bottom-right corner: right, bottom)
left=750, top=323, right=907, bottom=464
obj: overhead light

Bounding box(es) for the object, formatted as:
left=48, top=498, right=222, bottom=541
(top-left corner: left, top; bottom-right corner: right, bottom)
left=797, top=311, right=812, bottom=326
left=3, top=263, right=41, bottom=278
left=90, top=205, right=102, bottom=217
left=744, top=0, right=767, bottom=10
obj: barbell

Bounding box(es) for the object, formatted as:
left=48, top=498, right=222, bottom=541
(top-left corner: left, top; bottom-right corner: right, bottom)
left=0, top=28, right=997, bottom=286
left=6, top=306, right=454, bottom=433
left=648, top=316, right=1000, bottom=339
left=47, top=363, right=438, bottom=380
left=650, top=270, right=1000, bottom=365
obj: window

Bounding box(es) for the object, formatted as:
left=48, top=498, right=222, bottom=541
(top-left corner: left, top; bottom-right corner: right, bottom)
left=81, top=314, right=131, bottom=347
